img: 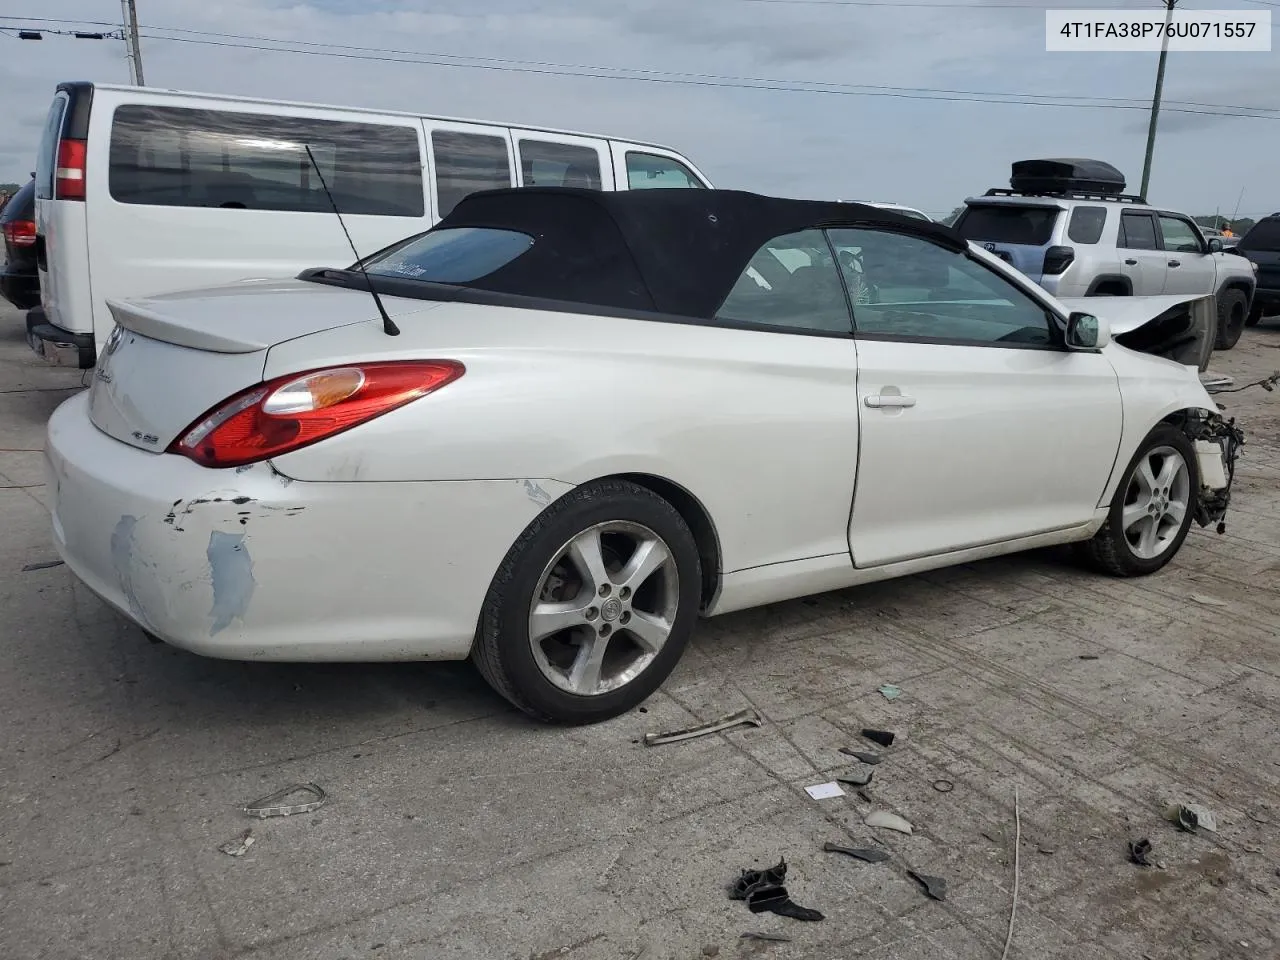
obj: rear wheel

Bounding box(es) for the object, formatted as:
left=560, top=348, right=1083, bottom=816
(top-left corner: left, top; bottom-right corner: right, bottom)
left=1215, top=289, right=1249, bottom=349
left=472, top=479, right=701, bottom=724
left=1079, top=424, right=1198, bottom=577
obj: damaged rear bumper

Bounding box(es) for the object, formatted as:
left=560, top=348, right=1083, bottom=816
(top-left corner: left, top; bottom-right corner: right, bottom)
left=45, top=392, right=570, bottom=661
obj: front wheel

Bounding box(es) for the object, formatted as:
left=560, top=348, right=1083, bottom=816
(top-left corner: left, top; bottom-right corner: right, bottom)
left=472, top=479, right=701, bottom=724
left=1215, top=289, right=1249, bottom=350
left=1079, top=424, right=1199, bottom=577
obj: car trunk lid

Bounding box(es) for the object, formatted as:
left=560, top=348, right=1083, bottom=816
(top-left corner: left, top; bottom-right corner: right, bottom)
left=87, top=279, right=437, bottom=452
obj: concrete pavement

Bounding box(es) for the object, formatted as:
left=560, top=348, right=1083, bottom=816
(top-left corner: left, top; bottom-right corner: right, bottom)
left=2, top=301, right=1279, bottom=960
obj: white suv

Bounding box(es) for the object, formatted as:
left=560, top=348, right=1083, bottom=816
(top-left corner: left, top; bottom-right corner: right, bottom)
left=954, top=160, right=1257, bottom=349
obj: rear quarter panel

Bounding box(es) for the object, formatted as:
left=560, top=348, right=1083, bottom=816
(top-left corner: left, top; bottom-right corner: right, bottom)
left=264, top=304, right=862, bottom=574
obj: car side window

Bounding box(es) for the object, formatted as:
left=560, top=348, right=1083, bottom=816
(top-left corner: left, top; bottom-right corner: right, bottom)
left=517, top=139, right=602, bottom=190
left=1158, top=215, right=1204, bottom=254
left=430, top=130, right=513, bottom=219
left=625, top=152, right=704, bottom=189
left=828, top=228, right=1054, bottom=346
left=716, top=229, right=851, bottom=334
left=1120, top=212, right=1158, bottom=250
left=1068, top=206, right=1107, bottom=244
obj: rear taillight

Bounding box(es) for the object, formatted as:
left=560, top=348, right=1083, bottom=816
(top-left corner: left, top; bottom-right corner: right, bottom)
left=1043, top=245, right=1075, bottom=275
left=169, top=361, right=464, bottom=468
left=55, top=138, right=87, bottom=201
left=2, top=219, right=37, bottom=247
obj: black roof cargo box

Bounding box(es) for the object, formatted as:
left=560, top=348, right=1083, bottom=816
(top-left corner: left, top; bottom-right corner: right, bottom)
left=1010, top=158, right=1126, bottom=196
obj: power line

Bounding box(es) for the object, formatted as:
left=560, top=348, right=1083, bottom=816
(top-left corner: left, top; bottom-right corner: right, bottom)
left=4, top=14, right=1277, bottom=120
left=735, top=0, right=1112, bottom=7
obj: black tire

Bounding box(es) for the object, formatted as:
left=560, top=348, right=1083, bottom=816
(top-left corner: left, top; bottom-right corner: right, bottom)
left=1246, top=303, right=1264, bottom=328
left=472, top=479, right=701, bottom=724
left=1214, top=289, right=1249, bottom=349
left=1079, top=423, right=1199, bottom=578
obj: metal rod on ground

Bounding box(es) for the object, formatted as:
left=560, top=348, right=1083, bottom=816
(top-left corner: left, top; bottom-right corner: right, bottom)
left=1139, top=0, right=1176, bottom=202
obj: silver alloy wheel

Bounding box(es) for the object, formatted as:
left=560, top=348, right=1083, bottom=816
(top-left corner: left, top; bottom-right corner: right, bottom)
left=528, top=521, right=680, bottom=697
left=1121, top=444, right=1191, bottom=560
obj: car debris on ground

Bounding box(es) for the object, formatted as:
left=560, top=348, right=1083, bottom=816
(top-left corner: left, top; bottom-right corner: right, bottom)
left=865, top=810, right=913, bottom=834
left=838, top=748, right=883, bottom=765
left=729, top=860, right=824, bottom=922
left=836, top=769, right=874, bottom=788
left=907, top=870, right=948, bottom=901
left=878, top=684, right=902, bottom=701
left=242, top=783, right=327, bottom=819
left=217, top=829, right=255, bottom=857
left=822, top=842, right=890, bottom=864
left=642, top=708, right=763, bottom=746
left=1128, top=838, right=1158, bottom=868
left=1164, top=802, right=1218, bottom=834
left=20, top=559, right=65, bottom=572
left=861, top=729, right=896, bottom=747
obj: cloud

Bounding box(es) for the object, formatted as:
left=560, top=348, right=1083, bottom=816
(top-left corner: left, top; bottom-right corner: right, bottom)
left=1, top=0, right=1276, bottom=217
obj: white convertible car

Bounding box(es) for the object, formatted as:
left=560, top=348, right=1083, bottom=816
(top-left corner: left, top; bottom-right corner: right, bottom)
left=46, top=188, right=1242, bottom=723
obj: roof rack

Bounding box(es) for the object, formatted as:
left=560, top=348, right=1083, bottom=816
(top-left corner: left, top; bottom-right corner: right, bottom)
left=982, top=188, right=1147, bottom=204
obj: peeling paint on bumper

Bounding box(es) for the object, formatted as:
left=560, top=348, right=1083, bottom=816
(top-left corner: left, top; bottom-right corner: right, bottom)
left=46, top=392, right=572, bottom=661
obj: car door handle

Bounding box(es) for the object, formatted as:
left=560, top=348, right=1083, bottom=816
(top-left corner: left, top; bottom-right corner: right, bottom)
left=1168, top=260, right=1181, bottom=267
left=864, top=394, right=916, bottom=409
left=1124, top=258, right=1138, bottom=266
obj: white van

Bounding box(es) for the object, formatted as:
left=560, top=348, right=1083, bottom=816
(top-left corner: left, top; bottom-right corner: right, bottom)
left=29, top=82, right=713, bottom=367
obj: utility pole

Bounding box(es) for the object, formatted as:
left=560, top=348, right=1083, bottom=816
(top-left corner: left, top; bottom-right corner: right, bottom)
left=119, top=0, right=145, bottom=85
left=1139, top=0, right=1175, bottom=201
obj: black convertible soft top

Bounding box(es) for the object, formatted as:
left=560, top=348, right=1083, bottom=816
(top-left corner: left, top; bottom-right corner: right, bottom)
left=418, top=187, right=966, bottom=319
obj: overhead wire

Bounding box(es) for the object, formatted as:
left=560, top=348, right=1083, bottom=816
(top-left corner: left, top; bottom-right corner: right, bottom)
left=1, top=13, right=1276, bottom=120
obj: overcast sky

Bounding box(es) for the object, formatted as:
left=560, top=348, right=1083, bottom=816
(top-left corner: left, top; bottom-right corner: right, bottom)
left=2, top=0, right=1277, bottom=217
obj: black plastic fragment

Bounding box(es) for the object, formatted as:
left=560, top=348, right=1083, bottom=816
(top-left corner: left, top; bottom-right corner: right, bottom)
left=823, top=842, right=890, bottom=863
left=770, top=900, right=824, bottom=921
left=907, top=870, right=948, bottom=901
left=861, top=729, right=895, bottom=747
left=1128, top=838, right=1154, bottom=867
left=729, top=859, right=824, bottom=923
left=837, top=769, right=873, bottom=788
left=21, top=560, right=65, bottom=572
left=741, top=932, right=792, bottom=943
left=839, top=748, right=883, bottom=765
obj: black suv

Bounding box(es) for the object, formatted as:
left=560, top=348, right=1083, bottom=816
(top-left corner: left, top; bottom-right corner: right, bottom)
left=1, top=178, right=39, bottom=311
left=1236, top=214, right=1280, bottom=326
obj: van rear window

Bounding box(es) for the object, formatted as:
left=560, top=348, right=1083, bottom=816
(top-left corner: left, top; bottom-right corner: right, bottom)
left=108, top=105, right=424, bottom=217
left=953, top=205, right=1060, bottom=246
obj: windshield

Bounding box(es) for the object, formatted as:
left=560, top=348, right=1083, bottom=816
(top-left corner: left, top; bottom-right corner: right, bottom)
left=953, top=204, right=1061, bottom=245
left=363, top=227, right=534, bottom=283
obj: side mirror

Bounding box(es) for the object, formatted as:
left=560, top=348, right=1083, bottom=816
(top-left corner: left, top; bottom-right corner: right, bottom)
left=1207, top=237, right=1224, bottom=253
left=1066, top=311, right=1110, bottom=350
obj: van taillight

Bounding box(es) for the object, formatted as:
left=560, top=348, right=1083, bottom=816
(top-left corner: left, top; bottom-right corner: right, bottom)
left=55, top=139, right=87, bottom=201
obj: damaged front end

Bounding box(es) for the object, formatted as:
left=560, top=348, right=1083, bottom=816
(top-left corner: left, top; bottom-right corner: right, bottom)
left=1176, top=408, right=1246, bottom=533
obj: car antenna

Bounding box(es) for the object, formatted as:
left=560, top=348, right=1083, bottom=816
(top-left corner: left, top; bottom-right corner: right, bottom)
left=303, top=145, right=399, bottom=337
